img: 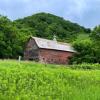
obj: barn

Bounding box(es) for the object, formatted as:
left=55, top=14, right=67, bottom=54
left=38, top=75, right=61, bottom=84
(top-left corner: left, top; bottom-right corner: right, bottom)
left=24, top=36, right=75, bottom=64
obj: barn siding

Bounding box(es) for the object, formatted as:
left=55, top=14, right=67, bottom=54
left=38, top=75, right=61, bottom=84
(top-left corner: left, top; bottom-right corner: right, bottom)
left=39, top=49, right=73, bottom=64
left=24, top=39, right=39, bottom=61
left=24, top=37, right=75, bottom=64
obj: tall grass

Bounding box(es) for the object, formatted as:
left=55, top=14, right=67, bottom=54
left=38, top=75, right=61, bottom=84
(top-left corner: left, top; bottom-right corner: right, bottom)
left=0, top=60, right=100, bottom=100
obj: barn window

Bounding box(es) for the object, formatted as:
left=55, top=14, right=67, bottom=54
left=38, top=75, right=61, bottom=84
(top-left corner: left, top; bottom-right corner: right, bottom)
left=29, top=58, right=33, bottom=61
left=43, top=58, right=45, bottom=60
left=51, top=59, right=53, bottom=62
left=42, top=58, right=46, bottom=62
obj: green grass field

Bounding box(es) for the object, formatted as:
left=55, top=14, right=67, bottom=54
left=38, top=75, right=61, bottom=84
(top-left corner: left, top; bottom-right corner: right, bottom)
left=0, top=60, right=100, bottom=100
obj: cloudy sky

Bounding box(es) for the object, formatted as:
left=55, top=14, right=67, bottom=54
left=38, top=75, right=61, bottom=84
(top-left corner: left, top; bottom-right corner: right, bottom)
left=0, top=0, right=100, bottom=28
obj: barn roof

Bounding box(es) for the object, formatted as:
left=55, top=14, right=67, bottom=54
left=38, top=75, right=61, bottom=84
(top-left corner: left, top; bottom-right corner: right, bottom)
left=32, top=37, right=76, bottom=53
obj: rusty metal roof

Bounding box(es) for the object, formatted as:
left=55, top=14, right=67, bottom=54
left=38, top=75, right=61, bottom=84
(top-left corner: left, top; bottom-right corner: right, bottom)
left=32, top=37, right=76, bottom=53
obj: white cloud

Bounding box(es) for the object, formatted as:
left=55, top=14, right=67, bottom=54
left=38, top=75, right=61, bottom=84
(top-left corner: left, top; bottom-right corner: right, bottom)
left=0, top=0, right=100, bottom=28
left=62, top=0, right=86, bottom=19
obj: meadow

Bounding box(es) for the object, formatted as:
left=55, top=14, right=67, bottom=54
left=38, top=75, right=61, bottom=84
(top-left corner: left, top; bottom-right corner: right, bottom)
left=0, top=60, right=100, bottom=100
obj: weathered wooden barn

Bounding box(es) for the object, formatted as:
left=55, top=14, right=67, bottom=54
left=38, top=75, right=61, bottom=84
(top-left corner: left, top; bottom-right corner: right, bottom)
left=24, top=37, right=75, bottom=64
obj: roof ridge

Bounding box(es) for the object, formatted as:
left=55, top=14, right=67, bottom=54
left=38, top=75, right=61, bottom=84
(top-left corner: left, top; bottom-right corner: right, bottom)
left=32, top=36, right=54, bottom=42
left=31, top=36, right=76, bottom=53
left=32, top=36, right=71, bottom=45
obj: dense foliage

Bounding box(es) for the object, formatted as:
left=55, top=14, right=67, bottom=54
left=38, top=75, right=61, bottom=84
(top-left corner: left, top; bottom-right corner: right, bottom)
left=0, top=13, right=99, bottom=63
left=14, top=13, right=90, bottom=42
left=0, top=15, right=22, bottom=58
left=0, top=60, right=100, bottom=99
left=73, top=25, right=100, bottom=64
left=70, top=34, right=100, bottom=63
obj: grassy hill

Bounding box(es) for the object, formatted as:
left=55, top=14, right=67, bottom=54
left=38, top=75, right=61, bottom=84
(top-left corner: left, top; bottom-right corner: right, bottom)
left=0, top=60, right=100, bottom=100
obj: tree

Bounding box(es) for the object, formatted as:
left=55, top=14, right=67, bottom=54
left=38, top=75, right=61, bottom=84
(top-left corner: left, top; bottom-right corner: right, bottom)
left=69, top=34, right=99, bottom=64
left=0, top=15, right=22, bottom=58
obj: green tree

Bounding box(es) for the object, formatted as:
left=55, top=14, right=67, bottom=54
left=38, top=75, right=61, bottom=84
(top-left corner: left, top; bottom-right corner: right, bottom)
left=0, top=15, right=22, bottom=58
left=69, top=34, right=98, bottom=64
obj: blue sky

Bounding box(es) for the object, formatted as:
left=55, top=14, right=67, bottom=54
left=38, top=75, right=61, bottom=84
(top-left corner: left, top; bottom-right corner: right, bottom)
left=0, top=0, right=100, bottom=28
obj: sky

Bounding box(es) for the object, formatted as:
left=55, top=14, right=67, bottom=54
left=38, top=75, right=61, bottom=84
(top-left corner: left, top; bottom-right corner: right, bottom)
left=0, top=0, right=100, bottom=28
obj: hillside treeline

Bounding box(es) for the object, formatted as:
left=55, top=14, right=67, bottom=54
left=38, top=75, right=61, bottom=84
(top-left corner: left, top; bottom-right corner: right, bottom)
left=0, top=13, right=100, bottom=63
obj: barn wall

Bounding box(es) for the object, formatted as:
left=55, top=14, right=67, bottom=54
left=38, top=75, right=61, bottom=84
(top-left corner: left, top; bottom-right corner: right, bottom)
left=39, top=49, right=73, bottom=64
left=24, top=39, right=39, bottom=61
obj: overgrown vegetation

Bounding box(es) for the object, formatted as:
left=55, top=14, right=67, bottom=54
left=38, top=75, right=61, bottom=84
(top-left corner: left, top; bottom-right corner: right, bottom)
left=0, top=60, right=100, bottom=100
left=69, top=34, right=100, bottom=64
left=0, top=13, right=100, bottom=63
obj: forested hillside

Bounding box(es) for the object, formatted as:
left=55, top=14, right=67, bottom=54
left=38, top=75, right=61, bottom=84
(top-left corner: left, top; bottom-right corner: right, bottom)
left=0, top=13, right=100, bottom=63
left=14, top=13, right=90, bottom=42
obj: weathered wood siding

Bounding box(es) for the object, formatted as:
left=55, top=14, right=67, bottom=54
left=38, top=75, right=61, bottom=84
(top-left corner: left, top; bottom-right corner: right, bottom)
left=24, top=39, right=39, bottom=61
left=24, top=38, right=74, bottom=64
left=39, top=49, right=73, bottom=64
